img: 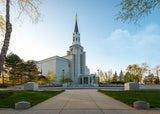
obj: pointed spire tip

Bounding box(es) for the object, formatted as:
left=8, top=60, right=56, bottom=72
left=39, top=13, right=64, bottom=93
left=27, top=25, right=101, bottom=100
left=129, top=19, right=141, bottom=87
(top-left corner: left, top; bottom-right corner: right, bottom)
left=74, top=13, right=78, bottom=33
left=76, top=13, right=77, bottom=20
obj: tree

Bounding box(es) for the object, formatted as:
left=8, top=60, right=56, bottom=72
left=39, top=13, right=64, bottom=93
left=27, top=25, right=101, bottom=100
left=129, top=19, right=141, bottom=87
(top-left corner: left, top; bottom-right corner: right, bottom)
left=107, top=69, right=112, bottom=82
left=119, top=70, right=124, bottom=81
left=5, top=53, right=22, bottom=85
left=153, top=65, right=160, bottom=84
left=5, top=53, right=22, bottom=68
left=47, top=70, right=56, bottom=85
left=3, top=53, right=40, bottom=85
left=126, top=64, right=142, bottom=82
left=64, top=78, right=73, bottom=87
left=1, top=66, right=8, bottom=86
left=154, top=76, right=159, bottom=84
left=112, top=71, right=118, bottom=82
left=25, top=60, right=40, bottom=82
left=0, top=0, right=42, bottom=78
left=143, top=77, right=147, bottom=84
left=104, top=72, right=108, bottom=82
left=117, top=0, right=160, bottom=24
left=124, top=72, right=130, bottom=82
left=16, top=61, right=27, bottom=84
left=98, top=70, right=105, bottom=83
left=148, top=73, right=154, bottom=84
left=141, top=62, right=148, bottom=83
left=94, top=72, right=99, bottom=83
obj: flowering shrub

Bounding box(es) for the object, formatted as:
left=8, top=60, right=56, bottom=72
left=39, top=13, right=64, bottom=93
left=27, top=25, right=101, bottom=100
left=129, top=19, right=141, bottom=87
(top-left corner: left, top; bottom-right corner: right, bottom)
left=52, top=84, right=62, bottom=87
left=99, top=84, right=124, bottom=87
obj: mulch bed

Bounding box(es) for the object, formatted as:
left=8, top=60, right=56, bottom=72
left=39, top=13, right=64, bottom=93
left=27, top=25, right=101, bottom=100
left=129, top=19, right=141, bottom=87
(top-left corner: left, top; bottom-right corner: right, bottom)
left=0, top=92, right=13, bottom=98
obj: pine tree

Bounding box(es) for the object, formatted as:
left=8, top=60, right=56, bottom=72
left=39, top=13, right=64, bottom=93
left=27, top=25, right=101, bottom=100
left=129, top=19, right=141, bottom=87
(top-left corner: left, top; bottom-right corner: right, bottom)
left=104, top=72, right=108, bottom=82
left=119, top=70, right=124, bottom=82
left=112, top=71, right=118, bottom=82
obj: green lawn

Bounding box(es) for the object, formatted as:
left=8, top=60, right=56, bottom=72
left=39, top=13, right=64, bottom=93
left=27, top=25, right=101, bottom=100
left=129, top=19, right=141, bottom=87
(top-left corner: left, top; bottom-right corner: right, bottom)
left=99, top=90, right=160, bottom=108
left=0, top=90, right=63, bottom=108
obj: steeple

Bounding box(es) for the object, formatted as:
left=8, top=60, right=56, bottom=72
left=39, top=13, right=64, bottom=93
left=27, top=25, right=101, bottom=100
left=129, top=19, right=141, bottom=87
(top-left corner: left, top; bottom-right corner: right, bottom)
left=72, top=13, right=80, bottom=45
left=74, top=13, right=79, bottom=33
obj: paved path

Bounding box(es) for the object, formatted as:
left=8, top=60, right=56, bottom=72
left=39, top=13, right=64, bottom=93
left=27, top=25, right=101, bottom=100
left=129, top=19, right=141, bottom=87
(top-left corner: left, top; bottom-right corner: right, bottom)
left=0, top=89, right=160, bottom=114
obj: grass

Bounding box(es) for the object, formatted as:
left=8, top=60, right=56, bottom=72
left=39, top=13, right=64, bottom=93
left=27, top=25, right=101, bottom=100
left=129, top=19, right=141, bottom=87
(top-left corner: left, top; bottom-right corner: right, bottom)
left=0, top=90, right=63, bottom=108
left=99, top=90, right=160, bottom=108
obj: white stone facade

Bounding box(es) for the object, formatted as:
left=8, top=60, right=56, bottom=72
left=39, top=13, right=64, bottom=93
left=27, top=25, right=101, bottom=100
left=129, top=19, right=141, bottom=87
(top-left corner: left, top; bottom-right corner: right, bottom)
left=37, top=15, right=91, bottom=85
left=37, top=56, right=70, bottom=83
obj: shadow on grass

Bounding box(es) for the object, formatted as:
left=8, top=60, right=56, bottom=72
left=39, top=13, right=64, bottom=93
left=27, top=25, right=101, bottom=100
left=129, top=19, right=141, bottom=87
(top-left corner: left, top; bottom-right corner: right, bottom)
left=0, top=90, right=64, bottom=108
left=99, top=90, right=160, bottom=108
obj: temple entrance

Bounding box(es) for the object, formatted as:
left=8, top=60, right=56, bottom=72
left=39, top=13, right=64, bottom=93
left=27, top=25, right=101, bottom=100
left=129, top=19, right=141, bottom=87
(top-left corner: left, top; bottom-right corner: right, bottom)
left=84, top=77, right=88, bottom=84
left=80, top=75, right=92, bottom=86
left=78, top=74, right=98, bottom=87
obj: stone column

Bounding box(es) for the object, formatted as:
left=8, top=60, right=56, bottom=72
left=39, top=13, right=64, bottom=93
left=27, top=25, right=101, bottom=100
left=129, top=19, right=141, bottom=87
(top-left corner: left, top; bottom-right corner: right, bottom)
left=82, top=76, right=84, bottom=85
left=91, top=75, right=94, bottom=85
left=88, top=76, right=90, bottom=86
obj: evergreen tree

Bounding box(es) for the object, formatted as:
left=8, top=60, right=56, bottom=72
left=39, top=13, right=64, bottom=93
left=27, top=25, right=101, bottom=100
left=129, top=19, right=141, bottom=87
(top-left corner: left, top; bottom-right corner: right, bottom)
left=107, top=70, right=112, bottom=82
left=104, top=72, right=108, bottom=82
left=5, top=53, right=22, bottom=69
left=5, top=53, right=22, bottom=85
left=112, top=71, right=118, bottom=82
left=25, top=60, right=40, bottom=82
left=124, top=72, right=130, bottom=82
left=119, top=70, right=124, bottom=82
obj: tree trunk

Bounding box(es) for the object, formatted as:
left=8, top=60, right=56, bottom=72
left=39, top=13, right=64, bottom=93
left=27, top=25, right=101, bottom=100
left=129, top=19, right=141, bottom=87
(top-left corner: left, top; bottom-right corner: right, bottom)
left=21, top=74, right=23, bottom=85
left=2, top=71, right=4, bottom=86
left=0, top=0, right=12, bottom=77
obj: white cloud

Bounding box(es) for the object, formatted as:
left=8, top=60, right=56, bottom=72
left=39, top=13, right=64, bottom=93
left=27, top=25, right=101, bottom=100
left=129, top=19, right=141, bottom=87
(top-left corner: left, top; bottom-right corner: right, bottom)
left=103, top=23, right=160, bottom=56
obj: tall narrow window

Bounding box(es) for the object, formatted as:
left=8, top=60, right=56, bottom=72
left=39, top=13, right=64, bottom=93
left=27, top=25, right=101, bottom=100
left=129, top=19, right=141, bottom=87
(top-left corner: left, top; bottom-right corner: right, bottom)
left=80, top=54, right=83, bottom=74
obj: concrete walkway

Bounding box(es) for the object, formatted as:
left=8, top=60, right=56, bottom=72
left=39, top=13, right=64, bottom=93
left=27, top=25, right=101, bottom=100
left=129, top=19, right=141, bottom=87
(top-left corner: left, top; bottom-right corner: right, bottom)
left=0, top=89, right=160, bottom=114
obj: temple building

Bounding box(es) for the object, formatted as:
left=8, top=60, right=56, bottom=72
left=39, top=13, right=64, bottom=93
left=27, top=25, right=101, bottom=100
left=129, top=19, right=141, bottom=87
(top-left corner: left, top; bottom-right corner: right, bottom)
left=37, top=14, right=95, bottom=86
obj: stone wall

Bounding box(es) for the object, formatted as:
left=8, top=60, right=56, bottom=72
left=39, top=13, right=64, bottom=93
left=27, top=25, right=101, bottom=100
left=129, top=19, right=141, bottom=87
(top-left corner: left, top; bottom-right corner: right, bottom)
left=37, top=56, right=57, bottom=77
left=37, top=56, right=70, bottom=83
left=56, top=57, right=70, bottom=83
left=63, top=54, right=74, bottom=81
left=140, top=84, right=160, bottom=90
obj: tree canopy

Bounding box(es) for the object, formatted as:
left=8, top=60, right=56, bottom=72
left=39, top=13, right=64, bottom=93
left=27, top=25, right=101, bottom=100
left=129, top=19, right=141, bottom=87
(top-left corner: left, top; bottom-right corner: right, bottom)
left=5, top=53, right=22, bottom=68
left=117, top=0, right=160, bottom=24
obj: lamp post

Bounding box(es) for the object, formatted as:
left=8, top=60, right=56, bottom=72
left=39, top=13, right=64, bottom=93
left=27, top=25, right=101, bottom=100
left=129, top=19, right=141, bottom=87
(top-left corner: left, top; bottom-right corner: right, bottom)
left=62, top=69, right=64, bottom=83
left=129, top=67, right=132, bottom=82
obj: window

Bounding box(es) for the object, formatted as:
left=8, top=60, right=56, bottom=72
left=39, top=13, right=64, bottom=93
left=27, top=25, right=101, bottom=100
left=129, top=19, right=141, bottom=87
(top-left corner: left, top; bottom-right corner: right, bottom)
left=80, top=54, right=83, bottom=74
left=73, top=37, right=75, bottom=41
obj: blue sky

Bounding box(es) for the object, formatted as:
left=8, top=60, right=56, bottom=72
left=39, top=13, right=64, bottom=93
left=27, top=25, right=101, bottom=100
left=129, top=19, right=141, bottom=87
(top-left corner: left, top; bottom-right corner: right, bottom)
left=1, top=0, right=160, bottom=73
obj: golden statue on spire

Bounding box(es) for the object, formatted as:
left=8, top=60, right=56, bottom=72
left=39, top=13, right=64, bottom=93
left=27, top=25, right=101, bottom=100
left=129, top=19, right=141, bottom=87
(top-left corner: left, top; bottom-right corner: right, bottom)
left=76, top=13, right=77, bottom=20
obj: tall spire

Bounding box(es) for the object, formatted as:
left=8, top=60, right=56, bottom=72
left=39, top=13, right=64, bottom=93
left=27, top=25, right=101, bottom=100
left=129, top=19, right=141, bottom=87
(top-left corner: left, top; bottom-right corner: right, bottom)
left=74, top=13, right=79, bottom=33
